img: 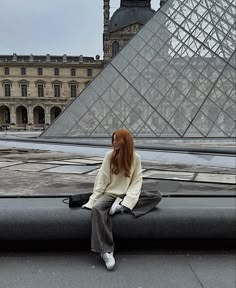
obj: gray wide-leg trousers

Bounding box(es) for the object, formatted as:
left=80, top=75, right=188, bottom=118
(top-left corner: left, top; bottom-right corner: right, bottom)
left=91, top=190, right=162, bottom=253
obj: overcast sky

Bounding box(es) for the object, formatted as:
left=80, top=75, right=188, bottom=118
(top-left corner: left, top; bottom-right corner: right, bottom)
left=0, top=0, right=160, bottom=58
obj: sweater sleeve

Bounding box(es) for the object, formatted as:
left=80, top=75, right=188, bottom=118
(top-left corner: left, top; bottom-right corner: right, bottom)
left=121, top=154, right=143, bottom=210
left=82, top=151, right=111, bottom=209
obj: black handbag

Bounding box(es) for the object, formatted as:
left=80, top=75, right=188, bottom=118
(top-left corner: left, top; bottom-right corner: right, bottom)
left=63, top=193, right=92, bottom=208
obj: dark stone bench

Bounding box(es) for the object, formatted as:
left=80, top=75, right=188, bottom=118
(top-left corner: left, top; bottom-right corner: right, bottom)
left=0, top=197, right=235, bottom=241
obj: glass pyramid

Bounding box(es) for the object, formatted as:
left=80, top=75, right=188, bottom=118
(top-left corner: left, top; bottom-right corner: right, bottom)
left=41, top=0, right=235, bottom=138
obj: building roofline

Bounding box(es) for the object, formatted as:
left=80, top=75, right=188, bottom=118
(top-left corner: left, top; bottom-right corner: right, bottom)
left=0, top=54, right=101, bottom=64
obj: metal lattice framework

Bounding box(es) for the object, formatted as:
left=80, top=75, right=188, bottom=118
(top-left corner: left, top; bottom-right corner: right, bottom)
left=42, top=0, right=236, bottom=138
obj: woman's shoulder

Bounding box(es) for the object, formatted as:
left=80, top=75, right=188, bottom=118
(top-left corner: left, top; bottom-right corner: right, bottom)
left=99, top=150, right=113, bottom=170
left=103, top=150, right=113, bottom=161
left=105, top=150, right=113, bottom=157
left=134, top=151, right=141, bottom=162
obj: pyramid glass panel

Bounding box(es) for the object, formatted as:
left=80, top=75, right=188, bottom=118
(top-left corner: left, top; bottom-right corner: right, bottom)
left=166, top=88, right=185, bottom=109
left=170, top=111, right=191, bottom=136
left=207, top=125, right=228, bottom=137
left=101, top=111, right=122, bottom=134
left=192, top=111, right=214, bottom=136
left=122, top=64, right=140, bottom=84
left=158, top=99, right=176, bottom=121
left=92, top=124, right=110, bottom=136
left=184, top=125, right=204, bottom=137
left=124, top=110, right=145, bottom=135
left=120, top=44, right=138, bottom=61
left=201, top=99, right=222, bottom=122
left=222, top=99, right=236, bottom=121
left=77, top=111, right=99, bottom=135
left=101, top=87, right=120, bottom=109
left=160, top=124, right=181, bottom=137
left=146, top=112, right=168, bottom=136
left=134, top=98, right=156, bottom=122
left=100, top=64, right=119, bottom=84
left=216, top=112, right=235, bottom=136
left=137, top=124, right=157, bottom=137
left=113, top=99, right=132, bottom=121
left=90, top=99, right=110, bottom=122
left=41, top=0, right=235, bottom=139
left=131, top=53, right=149, bottom=73
left=144, top=86, right=163, bottom=108
left=142, top=64, right=160, bottom=85
left=178, top=99, right=198, bottom=121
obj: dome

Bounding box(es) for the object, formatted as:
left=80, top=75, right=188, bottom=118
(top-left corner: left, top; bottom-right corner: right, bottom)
left=108, top=7, right=155, bottom=32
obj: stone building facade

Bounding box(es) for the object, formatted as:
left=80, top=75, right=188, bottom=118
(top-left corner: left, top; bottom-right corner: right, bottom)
left=0, top=54, right=103, bottom=129
left=0, top=0, right=159, bottom=130
left=103, top=0, right=156, bottom=61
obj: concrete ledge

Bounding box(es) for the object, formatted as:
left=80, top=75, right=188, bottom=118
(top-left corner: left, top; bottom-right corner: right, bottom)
left=0, top=197, right=235, bottom=241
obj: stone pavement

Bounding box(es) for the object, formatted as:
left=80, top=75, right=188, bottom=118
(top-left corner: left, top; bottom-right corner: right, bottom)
left=0, top=146, right=235, bottom=197
left=0, top=248, right=235, bottom=288
left=0, top=138, right=235, bottom=288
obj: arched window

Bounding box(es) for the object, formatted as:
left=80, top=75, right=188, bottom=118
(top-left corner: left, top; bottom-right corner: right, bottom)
left=0, top=105, right=10, bottom=124
left=33, top=106, right=45, bottom=125
left=112, top=41, right=120, bottom=58
left=50, top=106, right=62, bottom=122
left=16, top=106, right=28, bottom=125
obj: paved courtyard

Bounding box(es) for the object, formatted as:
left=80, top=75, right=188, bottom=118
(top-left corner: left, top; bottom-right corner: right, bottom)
left=0, top=146, right=235, bottom=197
left=0, top=248, right=235, bottom=288
left=0, top=137, right=235, bottom=288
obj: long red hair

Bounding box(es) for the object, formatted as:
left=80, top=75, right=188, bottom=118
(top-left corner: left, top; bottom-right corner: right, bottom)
left=111, top=128, right=134, bottom=177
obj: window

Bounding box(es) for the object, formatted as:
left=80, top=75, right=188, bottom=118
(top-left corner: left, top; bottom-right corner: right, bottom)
left=112, top=41, right=120, bottom=57
left=38, top=68, right=43, bottom=75
left=54, top=68, right=59, bottom=76
left=87, top=69, right=92, bottom=76
left=71, top=84, right=77, bottom=97
left=21, top=84, right=27, bottom=97
left=38, top=84, right=44, bottom=97
left=54, top=85, right=60, bottom=97
left=4, top=67, right=9, bottom=75
left=5, top=84, right=11, bottom=97
left=71, top=68, right=76, bottom=76
left=21, top=67, right=26, bottom=75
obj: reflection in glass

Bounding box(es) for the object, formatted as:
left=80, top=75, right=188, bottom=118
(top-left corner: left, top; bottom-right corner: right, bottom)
left=42, top=0, right=236, bottom=139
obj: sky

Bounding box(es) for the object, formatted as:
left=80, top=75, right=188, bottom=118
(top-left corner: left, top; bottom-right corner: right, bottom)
left=0, top=0, right=160, bottom=59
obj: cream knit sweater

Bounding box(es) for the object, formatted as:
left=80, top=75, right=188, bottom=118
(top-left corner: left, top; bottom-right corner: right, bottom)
left=83, top=150, right=143, bottom=210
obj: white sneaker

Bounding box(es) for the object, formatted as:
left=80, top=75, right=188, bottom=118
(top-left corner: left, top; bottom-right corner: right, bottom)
left=101, top=252, right=115, bottom=270
left=109, top=197, right=123, bottom=215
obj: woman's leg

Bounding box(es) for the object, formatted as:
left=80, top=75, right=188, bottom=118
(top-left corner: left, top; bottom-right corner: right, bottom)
left=91, top=193, right=116, bottom=253
left=131, top=190, right=162, bottom=218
